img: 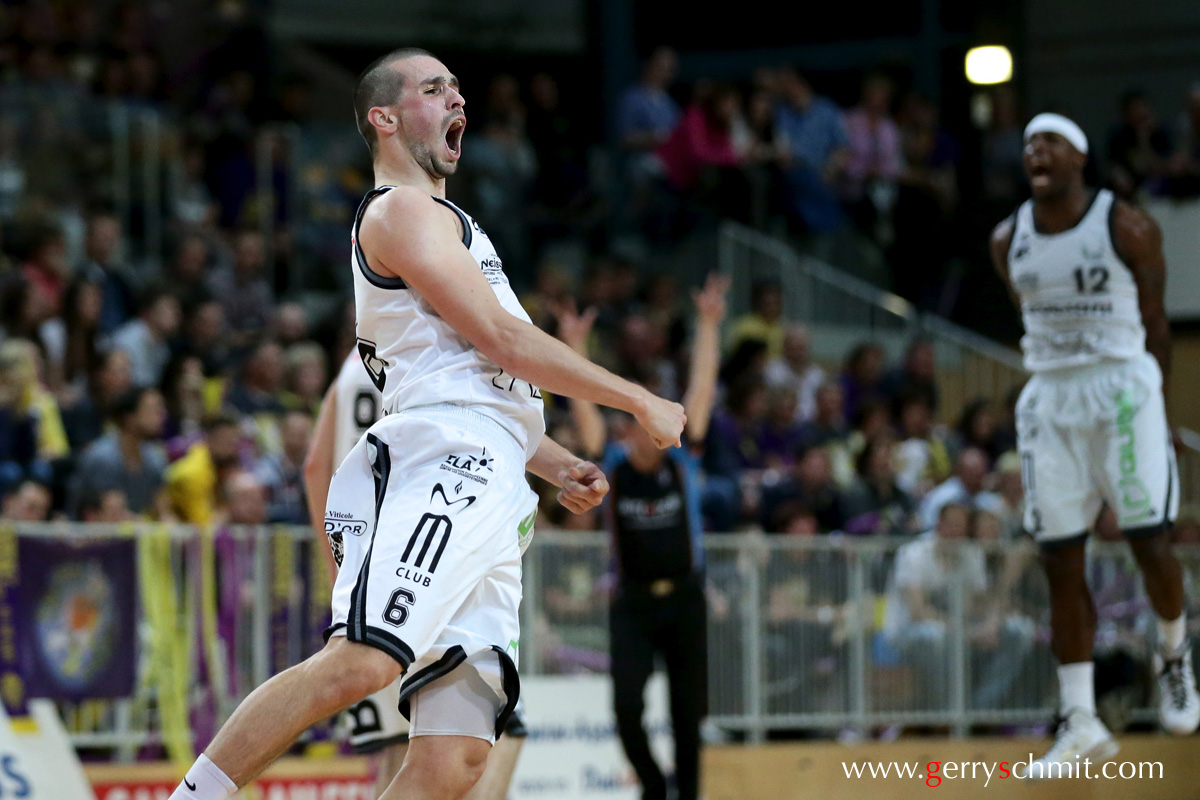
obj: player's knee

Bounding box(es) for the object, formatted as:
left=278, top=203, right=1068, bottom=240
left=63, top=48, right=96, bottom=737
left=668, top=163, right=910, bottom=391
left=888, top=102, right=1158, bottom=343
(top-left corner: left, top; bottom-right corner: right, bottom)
left=404, top=738, right=490, bottom=800
left=1129, top=530, right=1174, bottom=566
left=307, top=641, right=403, bottom=706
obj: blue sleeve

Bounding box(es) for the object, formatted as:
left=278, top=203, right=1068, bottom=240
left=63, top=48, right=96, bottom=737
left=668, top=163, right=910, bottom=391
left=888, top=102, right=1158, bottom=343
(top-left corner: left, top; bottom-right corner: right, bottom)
left=615, top=90, right=642, bottom=139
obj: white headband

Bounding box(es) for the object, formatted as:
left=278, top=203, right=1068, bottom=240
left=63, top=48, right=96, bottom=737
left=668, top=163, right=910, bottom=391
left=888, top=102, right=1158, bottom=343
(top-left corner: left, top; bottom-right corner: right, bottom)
left=1024, top=112, right=1088, bottom=155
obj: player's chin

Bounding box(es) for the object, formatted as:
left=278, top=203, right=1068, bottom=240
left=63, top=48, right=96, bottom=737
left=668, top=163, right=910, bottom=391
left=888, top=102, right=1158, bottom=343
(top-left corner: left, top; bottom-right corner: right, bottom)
left=434, top=159, right=460, bottom=177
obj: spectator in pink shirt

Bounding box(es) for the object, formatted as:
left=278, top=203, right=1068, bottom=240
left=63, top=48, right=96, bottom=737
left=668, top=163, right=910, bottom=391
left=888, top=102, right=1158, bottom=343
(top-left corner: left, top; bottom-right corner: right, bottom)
left=658, top=83, right=743, bottom=191
left=843, top=73, right=902, bottom=198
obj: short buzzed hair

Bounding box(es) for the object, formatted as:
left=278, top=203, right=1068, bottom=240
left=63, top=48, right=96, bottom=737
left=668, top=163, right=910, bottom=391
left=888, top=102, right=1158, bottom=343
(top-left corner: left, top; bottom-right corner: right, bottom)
left=353, top=47, right=436, bottom=158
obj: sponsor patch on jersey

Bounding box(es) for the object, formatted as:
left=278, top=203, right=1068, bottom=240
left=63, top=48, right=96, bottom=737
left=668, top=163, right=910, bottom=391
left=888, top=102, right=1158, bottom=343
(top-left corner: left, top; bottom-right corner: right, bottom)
left=479, top=254, right=509, bottom=286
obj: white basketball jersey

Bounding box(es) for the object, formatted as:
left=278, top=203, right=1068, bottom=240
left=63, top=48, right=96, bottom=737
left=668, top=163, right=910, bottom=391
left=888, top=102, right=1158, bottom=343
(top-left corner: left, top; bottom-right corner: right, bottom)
left=1008, top=189, right=1146, bottom=372
left=333, top=350, right=381, bottom=466
left=350, top=187, right=545, bottom=456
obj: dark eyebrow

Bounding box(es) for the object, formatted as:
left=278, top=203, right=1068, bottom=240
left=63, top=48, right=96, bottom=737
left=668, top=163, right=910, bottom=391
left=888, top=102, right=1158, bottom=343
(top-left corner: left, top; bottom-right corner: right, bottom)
left=420, top=75, right=459, bottom=89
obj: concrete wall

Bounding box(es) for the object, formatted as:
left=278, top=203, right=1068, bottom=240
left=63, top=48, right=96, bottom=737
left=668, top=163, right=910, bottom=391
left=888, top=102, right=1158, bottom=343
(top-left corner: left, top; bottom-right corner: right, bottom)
left=1024, top=0, right=1200, bottom=141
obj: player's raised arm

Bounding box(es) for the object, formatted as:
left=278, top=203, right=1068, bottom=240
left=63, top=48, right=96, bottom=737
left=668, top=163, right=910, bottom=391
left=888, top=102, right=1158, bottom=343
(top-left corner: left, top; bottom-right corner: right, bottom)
left=681, top=272, right=730, bottom=443
left=989, top=215, right=1021, bottom=310
left=1111, top=201, right=1171, bottom=380
left=359, top=186, right=685, bottom=449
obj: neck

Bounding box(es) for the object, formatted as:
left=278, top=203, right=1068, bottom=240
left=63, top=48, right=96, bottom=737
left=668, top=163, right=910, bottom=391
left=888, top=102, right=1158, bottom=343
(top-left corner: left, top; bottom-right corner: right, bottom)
left=1032, top=183, right=1090, bottom=233
left=118, top=429, right=141, bottom=462
left=628, top=446, right=664, bottom=472
left=374, top=156, right=445, bottom=198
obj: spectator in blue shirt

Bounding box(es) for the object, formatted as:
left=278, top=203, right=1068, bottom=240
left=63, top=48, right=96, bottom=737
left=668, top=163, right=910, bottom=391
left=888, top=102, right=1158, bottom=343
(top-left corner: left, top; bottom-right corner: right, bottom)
left=774, top=68, right=849, bottom=234
left=616, top=47, right=681, bottom=162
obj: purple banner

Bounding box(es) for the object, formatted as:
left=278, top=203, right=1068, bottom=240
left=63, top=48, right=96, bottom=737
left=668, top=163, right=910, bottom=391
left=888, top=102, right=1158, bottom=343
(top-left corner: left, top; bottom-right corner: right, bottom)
left=0, top=526, right=24, bottom=716
left=17, top=537, right=137, bottom=700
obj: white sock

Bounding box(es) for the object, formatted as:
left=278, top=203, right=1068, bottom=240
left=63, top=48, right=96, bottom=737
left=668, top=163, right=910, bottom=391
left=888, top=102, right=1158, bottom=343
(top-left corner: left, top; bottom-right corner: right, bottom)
left=1157, top=613, right=1186, bottom=655
left=1058, top=662, right=1096, bottom=717
left=169, top=754, right=237, bottom=800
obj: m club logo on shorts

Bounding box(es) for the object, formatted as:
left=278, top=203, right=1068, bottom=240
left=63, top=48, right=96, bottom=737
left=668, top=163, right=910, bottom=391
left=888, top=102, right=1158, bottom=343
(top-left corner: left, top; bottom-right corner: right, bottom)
left=400, top=513, right=453, bottom=575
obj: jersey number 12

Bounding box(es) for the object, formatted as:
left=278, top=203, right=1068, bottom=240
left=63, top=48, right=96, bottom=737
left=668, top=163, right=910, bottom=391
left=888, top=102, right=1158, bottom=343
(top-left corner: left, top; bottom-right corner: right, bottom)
left=1073, top=266, right=1109, bottom=294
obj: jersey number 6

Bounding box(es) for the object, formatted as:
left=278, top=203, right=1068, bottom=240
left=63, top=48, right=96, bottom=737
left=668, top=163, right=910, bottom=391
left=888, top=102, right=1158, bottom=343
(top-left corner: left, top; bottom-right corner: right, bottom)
left=383, top=587, right=416, bottom=627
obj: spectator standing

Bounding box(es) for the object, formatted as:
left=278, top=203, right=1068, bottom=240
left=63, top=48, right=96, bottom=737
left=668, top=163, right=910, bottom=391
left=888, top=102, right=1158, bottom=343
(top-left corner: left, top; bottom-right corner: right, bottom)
left=1107, top=90, right=1171, bottom=200
left=842, top=73, right=902, bottom=243
left=111, top=285, right=181, bottom=388
left=657, top=84, right=747, bottom=219
left=67, top=386, right=167, bottom=518
left=763, top=324, right=824, bottom=423
left=562, top=273, right=729, bottom=800
left=616, top=47, right=681, bottom=173
left=774, top=68, right=848, bottom=237
left=1167, top=83, right=1200, bottom=197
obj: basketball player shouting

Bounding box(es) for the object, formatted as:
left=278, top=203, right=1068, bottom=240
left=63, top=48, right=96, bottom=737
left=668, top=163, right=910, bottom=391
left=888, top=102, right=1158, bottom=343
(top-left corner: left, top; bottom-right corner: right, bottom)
left=304, top=350, right=526, bottom=799
left=991, top=113, right=1199, bottom=771
left=170, top=48, right=685, bottom=800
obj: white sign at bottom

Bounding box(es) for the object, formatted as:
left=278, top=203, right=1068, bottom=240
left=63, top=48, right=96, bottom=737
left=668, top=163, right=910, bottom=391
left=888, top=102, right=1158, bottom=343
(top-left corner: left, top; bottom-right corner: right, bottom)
left=0, top=700, right=96, bottom=799
left=512, top=674, right=674, bottom=800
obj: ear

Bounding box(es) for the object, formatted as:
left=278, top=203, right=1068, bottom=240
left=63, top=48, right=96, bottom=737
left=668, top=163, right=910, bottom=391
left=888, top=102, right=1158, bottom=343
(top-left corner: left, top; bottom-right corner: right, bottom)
left=368, top=106, right=397, bottom=137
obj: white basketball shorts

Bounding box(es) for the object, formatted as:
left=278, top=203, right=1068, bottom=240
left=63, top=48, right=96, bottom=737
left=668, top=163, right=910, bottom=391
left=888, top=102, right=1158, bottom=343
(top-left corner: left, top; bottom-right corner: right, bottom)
left=1016, top=353, right=1178, bottom=546
left=324, top=405, right=539, bottom=741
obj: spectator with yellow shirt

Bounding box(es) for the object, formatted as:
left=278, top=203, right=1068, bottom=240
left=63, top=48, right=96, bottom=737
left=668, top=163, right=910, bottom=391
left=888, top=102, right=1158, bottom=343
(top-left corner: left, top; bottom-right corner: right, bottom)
left=165, top=412, right=243, bottom=525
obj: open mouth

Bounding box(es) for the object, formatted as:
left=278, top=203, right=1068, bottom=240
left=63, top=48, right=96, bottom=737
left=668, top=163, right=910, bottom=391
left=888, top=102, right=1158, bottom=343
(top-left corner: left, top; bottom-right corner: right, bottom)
left=1029, top=163, right=1051, bottom=185
left=445, top=118, right=465, bottom=157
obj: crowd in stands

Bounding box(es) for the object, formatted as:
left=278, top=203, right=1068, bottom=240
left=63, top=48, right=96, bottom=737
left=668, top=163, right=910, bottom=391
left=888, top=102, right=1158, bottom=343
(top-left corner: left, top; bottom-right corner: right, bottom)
left=0, top=4, right=1195, bottom=546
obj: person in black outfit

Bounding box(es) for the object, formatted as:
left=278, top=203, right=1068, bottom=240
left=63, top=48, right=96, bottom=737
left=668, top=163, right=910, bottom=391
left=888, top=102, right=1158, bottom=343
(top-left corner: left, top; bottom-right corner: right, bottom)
left=558, top=273, right=728, bottom=800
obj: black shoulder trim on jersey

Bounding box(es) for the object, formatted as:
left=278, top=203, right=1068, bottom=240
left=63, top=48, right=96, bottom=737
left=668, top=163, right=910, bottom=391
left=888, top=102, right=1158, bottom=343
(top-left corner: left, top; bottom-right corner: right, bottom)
left=1031, top=189, right=1100, bottom=236
left=354, top=186, right=408, bottom=290
left=1000, top=210, right=1019, bottom=262
left=1107, top=194, right=1135, bottom=272
left=432, top=196, right=473, bottom=250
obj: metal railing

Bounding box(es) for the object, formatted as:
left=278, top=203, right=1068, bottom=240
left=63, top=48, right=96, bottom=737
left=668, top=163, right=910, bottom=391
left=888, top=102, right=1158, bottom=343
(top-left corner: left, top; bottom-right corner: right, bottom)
left=717, top=221, right=1028, bottom=420
left=10, top=523, right=1198, bottom=757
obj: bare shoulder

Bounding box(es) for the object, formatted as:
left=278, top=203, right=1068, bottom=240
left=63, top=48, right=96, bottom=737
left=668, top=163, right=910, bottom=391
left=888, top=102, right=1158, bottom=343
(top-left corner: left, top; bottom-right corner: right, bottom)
left=360, top=185, right=443, bottom=235
left=1110, top=198, right=1162, bottom=254
left=989, top=214, right=1016, bottom=267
